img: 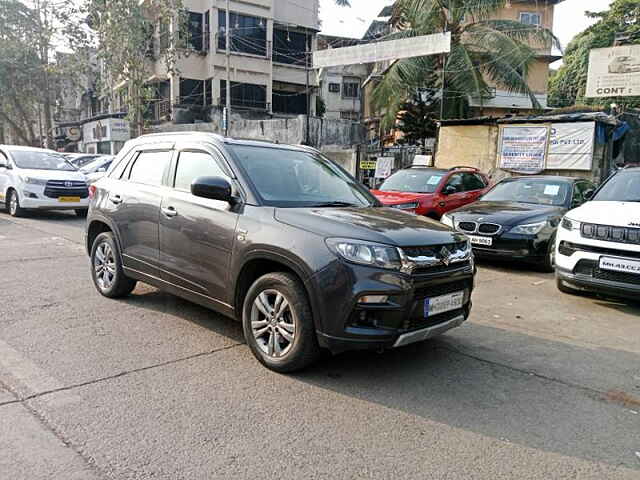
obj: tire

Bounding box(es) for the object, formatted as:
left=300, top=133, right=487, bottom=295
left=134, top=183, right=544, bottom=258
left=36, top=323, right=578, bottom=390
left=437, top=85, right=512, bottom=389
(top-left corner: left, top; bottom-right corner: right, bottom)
left=556, top=276, right=580, bottom=296
left=90, top=232, right=137, bottom=298
left=242, top=272, right=320, bottom=373
left=8, top=189, right=25, bottom=217
left=539, top=235, right=556, bottom=273
left=75, top=209, right=88, bottom=218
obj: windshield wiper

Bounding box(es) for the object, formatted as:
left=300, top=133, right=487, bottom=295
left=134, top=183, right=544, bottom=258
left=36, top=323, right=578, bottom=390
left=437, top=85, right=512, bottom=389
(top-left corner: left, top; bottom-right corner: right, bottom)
left=309, top=201, right=361, bottom=208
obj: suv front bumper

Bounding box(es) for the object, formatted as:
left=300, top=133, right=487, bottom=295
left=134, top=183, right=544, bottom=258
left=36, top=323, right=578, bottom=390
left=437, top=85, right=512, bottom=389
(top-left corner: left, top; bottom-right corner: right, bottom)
left=311, top=261, right=475, bottom=354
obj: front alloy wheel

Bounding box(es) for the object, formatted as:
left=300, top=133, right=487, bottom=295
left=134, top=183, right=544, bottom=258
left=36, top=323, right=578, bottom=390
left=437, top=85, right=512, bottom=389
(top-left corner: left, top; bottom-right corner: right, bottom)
left=90, top=232, right=137, bottom=298
left=8, top=190, right=24, bottom=217
left=251, top=290, right=296, bottom=358
left=94, top=242, right=116, bottom=291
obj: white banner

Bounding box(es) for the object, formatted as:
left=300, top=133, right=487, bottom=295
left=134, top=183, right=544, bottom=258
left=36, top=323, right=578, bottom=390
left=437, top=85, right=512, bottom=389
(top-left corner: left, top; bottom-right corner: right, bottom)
left=313, top=32, right=451, bottom=69
left=374, top=157, right=394, bottom=179
left=586, top=45, right=640, bottom=98
left=547, top=122, right=595, bottom=171
left=498, top=126, right=549, bottom=175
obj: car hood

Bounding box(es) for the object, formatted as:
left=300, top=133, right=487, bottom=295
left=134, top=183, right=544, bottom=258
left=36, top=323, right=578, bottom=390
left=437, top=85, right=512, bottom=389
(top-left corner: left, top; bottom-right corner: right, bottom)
left=17, top=168, right=86, bottom=182
left=275, top=206, right=464, bottom=247
left=449, top=201, right=566, bottom=227
left=370, top=190, right=433, bottom=205
left=567, top=201, right=640, bottom=228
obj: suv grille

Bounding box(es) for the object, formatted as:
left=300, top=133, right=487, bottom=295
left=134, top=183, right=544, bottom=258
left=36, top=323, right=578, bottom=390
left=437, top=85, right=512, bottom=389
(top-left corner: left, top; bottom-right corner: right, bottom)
left=403, top=242, right=471, bottom=275
left=574, top=259, right=640, bottom=285
left=44, top=180, right=89, bottom=199
left=581, top=223, right=640, bottom=245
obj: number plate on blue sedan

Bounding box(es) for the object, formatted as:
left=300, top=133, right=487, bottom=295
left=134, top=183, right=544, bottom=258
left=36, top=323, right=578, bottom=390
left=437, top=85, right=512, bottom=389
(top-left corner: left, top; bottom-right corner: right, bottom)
left=424, top=291, right=465, bottom=317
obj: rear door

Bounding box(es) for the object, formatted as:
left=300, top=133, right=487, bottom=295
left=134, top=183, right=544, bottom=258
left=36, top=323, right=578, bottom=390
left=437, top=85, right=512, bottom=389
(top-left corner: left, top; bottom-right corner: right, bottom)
left=159, top=146, right=239, bottom=304
left=108, top=148, right=173, bottom=278
left=462, top=172, right=488, bottom=203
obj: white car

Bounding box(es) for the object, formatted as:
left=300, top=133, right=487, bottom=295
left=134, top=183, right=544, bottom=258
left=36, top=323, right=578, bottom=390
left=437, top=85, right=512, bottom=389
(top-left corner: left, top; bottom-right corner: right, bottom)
left=0, top=145, right=90, bottom=217
left=79, top=155, right=114, bottom=184
left=556, top=167, right=640, bottom=299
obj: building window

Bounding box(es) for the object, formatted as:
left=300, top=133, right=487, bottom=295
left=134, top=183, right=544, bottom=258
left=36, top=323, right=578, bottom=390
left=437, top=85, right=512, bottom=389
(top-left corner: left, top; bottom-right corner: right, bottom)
left=159, top=18, right=170, bottom=51
left=520, top=12, right=541, bottom=26
left=328, top=83, right=341, bottom=94
left=273, top=82, right=307, bottom=115
left=273, top=28, right=310, bottom=66
left=218, top=11, right=267, bottom=57
left=184, top=11, right=204, bottom=51
left=220, top=80, right=267, bottom=110
left=203, top=10, right=210, bottom=51
left=179, top=78, right=205, bottom=106
left=340, top=111, right=359, bottom=121
left=342, top=78, right=360, bottom=99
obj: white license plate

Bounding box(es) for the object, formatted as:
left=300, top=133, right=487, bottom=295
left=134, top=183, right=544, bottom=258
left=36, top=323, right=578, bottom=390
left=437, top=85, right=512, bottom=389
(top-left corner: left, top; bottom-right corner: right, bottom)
left=468, top=235, right=493, bottom=246
left=424, top=291, right=465, bottom=317
left=599, top=256, right=640, bottom=275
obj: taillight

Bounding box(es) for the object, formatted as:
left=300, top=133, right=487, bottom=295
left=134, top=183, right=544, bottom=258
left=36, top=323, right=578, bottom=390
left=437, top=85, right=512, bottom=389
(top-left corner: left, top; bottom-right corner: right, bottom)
left=89, top=185, right=97, bottom=199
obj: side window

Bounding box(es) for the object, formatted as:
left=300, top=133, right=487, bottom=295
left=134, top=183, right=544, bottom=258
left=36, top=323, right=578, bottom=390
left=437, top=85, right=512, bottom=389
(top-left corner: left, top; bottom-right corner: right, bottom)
left=128, top=150, right=172, bottom=186
left=445, top=174, right=464, bottom=193
left=110, top=148, right=137, bottom=179
left=462, top=173, right=486, bottom=191
left=174, top=151, right=228, bottom=192
left=573, top=182, right=595, bottom=206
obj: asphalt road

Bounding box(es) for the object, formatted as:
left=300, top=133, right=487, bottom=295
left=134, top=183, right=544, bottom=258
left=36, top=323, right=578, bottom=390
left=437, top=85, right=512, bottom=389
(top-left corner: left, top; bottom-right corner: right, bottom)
left=1, top=211, right=639, bottom=479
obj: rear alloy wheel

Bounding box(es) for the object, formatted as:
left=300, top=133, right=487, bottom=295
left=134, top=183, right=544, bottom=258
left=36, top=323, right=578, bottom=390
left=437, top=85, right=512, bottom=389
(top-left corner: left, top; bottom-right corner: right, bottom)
left=8, top=190, right=25, bottom=217
left=91, top=232, right=137, bottom=298
left=243, top=272, right=320, bottom=372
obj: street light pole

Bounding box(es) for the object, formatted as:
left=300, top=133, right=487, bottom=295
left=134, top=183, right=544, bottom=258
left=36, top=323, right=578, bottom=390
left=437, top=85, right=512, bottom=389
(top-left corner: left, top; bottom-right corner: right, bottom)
left=225, top=0, right=231, bottom=137
left=305, top=30, right=311, bottom=145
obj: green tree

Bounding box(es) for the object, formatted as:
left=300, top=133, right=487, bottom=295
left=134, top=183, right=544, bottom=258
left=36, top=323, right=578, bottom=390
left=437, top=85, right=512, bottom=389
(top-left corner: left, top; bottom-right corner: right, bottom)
left=548, top=0, right=640, bottom=109
left=396, top=91, right=439, bottom=149
left=372, top=0, right=559, bottom=126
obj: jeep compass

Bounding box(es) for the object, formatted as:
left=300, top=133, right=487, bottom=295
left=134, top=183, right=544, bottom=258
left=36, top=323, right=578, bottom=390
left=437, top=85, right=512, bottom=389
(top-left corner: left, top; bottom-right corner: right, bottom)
left=86, top=133, right=475, bottom=372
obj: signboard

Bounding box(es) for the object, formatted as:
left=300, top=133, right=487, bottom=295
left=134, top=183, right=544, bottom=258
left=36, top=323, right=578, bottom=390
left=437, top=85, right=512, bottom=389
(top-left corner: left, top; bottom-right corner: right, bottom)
left=313, top=32, right=451, bottom=69
left=374, top=157, right=394, bottom=179
left=547, top=122, right=595, bottom=171
left=412, top=155, right=433, bottom=167
left=498, top=126, right=549, bottom=174
left=360, top=160, right=377, bottom=170
left=82, top=118, right=130, bottom=143
left=586, top=45, right=640, bottom=98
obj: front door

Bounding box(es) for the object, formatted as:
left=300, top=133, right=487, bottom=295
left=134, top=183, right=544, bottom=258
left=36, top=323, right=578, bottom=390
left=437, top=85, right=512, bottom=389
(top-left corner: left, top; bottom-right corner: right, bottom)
left=0, top=150, right=11, bottom=203
left=159, top=148, right=239, bottom=305
left=440, top=173, right=467, bottom=211
left=109, top=149, right=172, bottom=277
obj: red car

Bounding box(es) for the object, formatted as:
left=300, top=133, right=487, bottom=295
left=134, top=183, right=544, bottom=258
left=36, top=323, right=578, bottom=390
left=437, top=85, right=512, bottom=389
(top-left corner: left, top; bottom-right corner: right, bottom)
left=371, top=166, right=490, bottom=220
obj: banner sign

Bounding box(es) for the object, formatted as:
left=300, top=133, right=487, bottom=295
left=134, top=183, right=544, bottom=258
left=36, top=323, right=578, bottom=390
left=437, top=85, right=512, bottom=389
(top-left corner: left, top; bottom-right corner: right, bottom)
left=360, top=160, right=377, bottom=170
left=547, top=122, right=595, bottom=171
left=586, top=45, right=640, bottom=98
left=374, top=157, right=394, bottom=179
left=498, top=126, right=549, bottom=174
left=313, top=32, right=451, bottom=69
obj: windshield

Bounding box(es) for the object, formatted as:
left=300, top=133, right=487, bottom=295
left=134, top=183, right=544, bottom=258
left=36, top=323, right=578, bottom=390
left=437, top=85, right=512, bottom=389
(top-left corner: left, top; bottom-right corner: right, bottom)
left=380, top=169, right=445, bottom=193
left=12, top=151, right=76, bottom=171
left=80, top=157, right=112, bottom=174
left=229, top=145, right=377, bottom=208
left=482, top=178, right=569, bottom=206
left=593, top=170, right=639, bottom=202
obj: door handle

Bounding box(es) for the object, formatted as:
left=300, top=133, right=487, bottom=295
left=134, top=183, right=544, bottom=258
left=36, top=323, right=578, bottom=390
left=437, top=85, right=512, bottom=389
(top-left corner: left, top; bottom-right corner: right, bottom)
left=110, top=195, right=122, bottom=205
left=161, top=206, right=178, bottom=218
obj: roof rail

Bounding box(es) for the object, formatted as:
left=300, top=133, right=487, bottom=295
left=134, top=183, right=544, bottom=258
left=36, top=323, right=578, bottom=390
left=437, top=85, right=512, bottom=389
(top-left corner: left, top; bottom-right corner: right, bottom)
left=448, top=165, right=479, bottom=171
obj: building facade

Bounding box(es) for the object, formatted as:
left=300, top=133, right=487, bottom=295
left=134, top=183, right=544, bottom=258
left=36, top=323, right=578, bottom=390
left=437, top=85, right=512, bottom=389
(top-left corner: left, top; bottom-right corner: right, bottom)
left=142, top=0, right=320, bottom=123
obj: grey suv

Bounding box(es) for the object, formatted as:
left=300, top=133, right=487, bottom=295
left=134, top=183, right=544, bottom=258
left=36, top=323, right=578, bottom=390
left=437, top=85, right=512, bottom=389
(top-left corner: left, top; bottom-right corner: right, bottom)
left=86, top=133, right=475, bottom=372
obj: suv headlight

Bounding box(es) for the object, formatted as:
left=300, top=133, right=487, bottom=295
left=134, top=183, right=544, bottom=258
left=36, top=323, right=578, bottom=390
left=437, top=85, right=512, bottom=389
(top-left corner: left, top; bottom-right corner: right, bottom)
left=509, top=221, right=547, bottom=235
left=19, top=176, right=47, bottom=185
left=441, top=214, right=454, bottom=228
left=561, top=216, right=580, bottom=231
left=326, top=238, right=405, bottom=271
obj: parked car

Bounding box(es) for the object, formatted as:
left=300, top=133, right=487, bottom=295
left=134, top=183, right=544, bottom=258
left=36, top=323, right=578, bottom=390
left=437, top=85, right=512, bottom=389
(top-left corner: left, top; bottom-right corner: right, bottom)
left=80, top=155, right=114, bottom=184
left=64, top=153, right=103, bottom=169
left=86, top=133, right=476, bottom=372
left=0, top=146, right=90, bottom=217
left=556, top=167, right=640, bottom=299
left=441, top=176, right=596, bottom=271
left=371, top=166, right=490, bottom=219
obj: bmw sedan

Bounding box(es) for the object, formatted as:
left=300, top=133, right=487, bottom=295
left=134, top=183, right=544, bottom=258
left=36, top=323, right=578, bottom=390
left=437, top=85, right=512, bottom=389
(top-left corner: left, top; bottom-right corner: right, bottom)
left=441, top=176, right=596, bottom=271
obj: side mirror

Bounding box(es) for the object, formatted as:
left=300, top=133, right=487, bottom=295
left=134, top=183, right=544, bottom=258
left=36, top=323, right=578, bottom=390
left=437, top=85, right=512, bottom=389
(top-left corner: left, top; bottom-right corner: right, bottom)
left=191, top=176, right=234, bottom=203
left=443, top=185, right=457, bottom=195
left=583, top=189, right=595, bottom=200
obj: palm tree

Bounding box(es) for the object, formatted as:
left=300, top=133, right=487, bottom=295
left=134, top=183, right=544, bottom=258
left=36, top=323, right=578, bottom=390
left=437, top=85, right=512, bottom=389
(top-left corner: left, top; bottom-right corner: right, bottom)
left=372, top=0, right=560, bottom=125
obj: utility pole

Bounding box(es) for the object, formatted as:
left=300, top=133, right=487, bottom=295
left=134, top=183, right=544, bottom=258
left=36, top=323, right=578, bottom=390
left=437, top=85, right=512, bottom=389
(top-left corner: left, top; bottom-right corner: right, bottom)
left=225, top=0, right=231, bottom=137
left=305, top=30, right=311, bottom=145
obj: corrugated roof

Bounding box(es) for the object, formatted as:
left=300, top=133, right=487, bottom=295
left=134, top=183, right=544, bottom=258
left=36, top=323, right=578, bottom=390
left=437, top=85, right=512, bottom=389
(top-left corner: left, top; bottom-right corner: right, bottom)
left=440, top=112, right=619, bottom=127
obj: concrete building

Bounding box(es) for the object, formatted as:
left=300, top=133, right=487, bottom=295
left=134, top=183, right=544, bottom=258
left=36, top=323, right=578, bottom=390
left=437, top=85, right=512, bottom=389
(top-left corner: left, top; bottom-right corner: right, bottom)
left=141, top=0, right=320, bottom=123
left=316, top=35, right=369, bottom=122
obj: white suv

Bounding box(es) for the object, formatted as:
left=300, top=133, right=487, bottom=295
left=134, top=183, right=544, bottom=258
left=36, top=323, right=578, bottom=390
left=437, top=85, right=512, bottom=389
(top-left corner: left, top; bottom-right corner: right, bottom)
left=0, top=146, right=89, bottom=217
left=556, top=167, right=640, bottom=299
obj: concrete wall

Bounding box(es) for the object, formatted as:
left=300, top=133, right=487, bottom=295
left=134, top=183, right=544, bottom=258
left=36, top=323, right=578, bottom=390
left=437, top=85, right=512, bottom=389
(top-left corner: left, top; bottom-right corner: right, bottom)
left=436, top=125, right=500, bottom=174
